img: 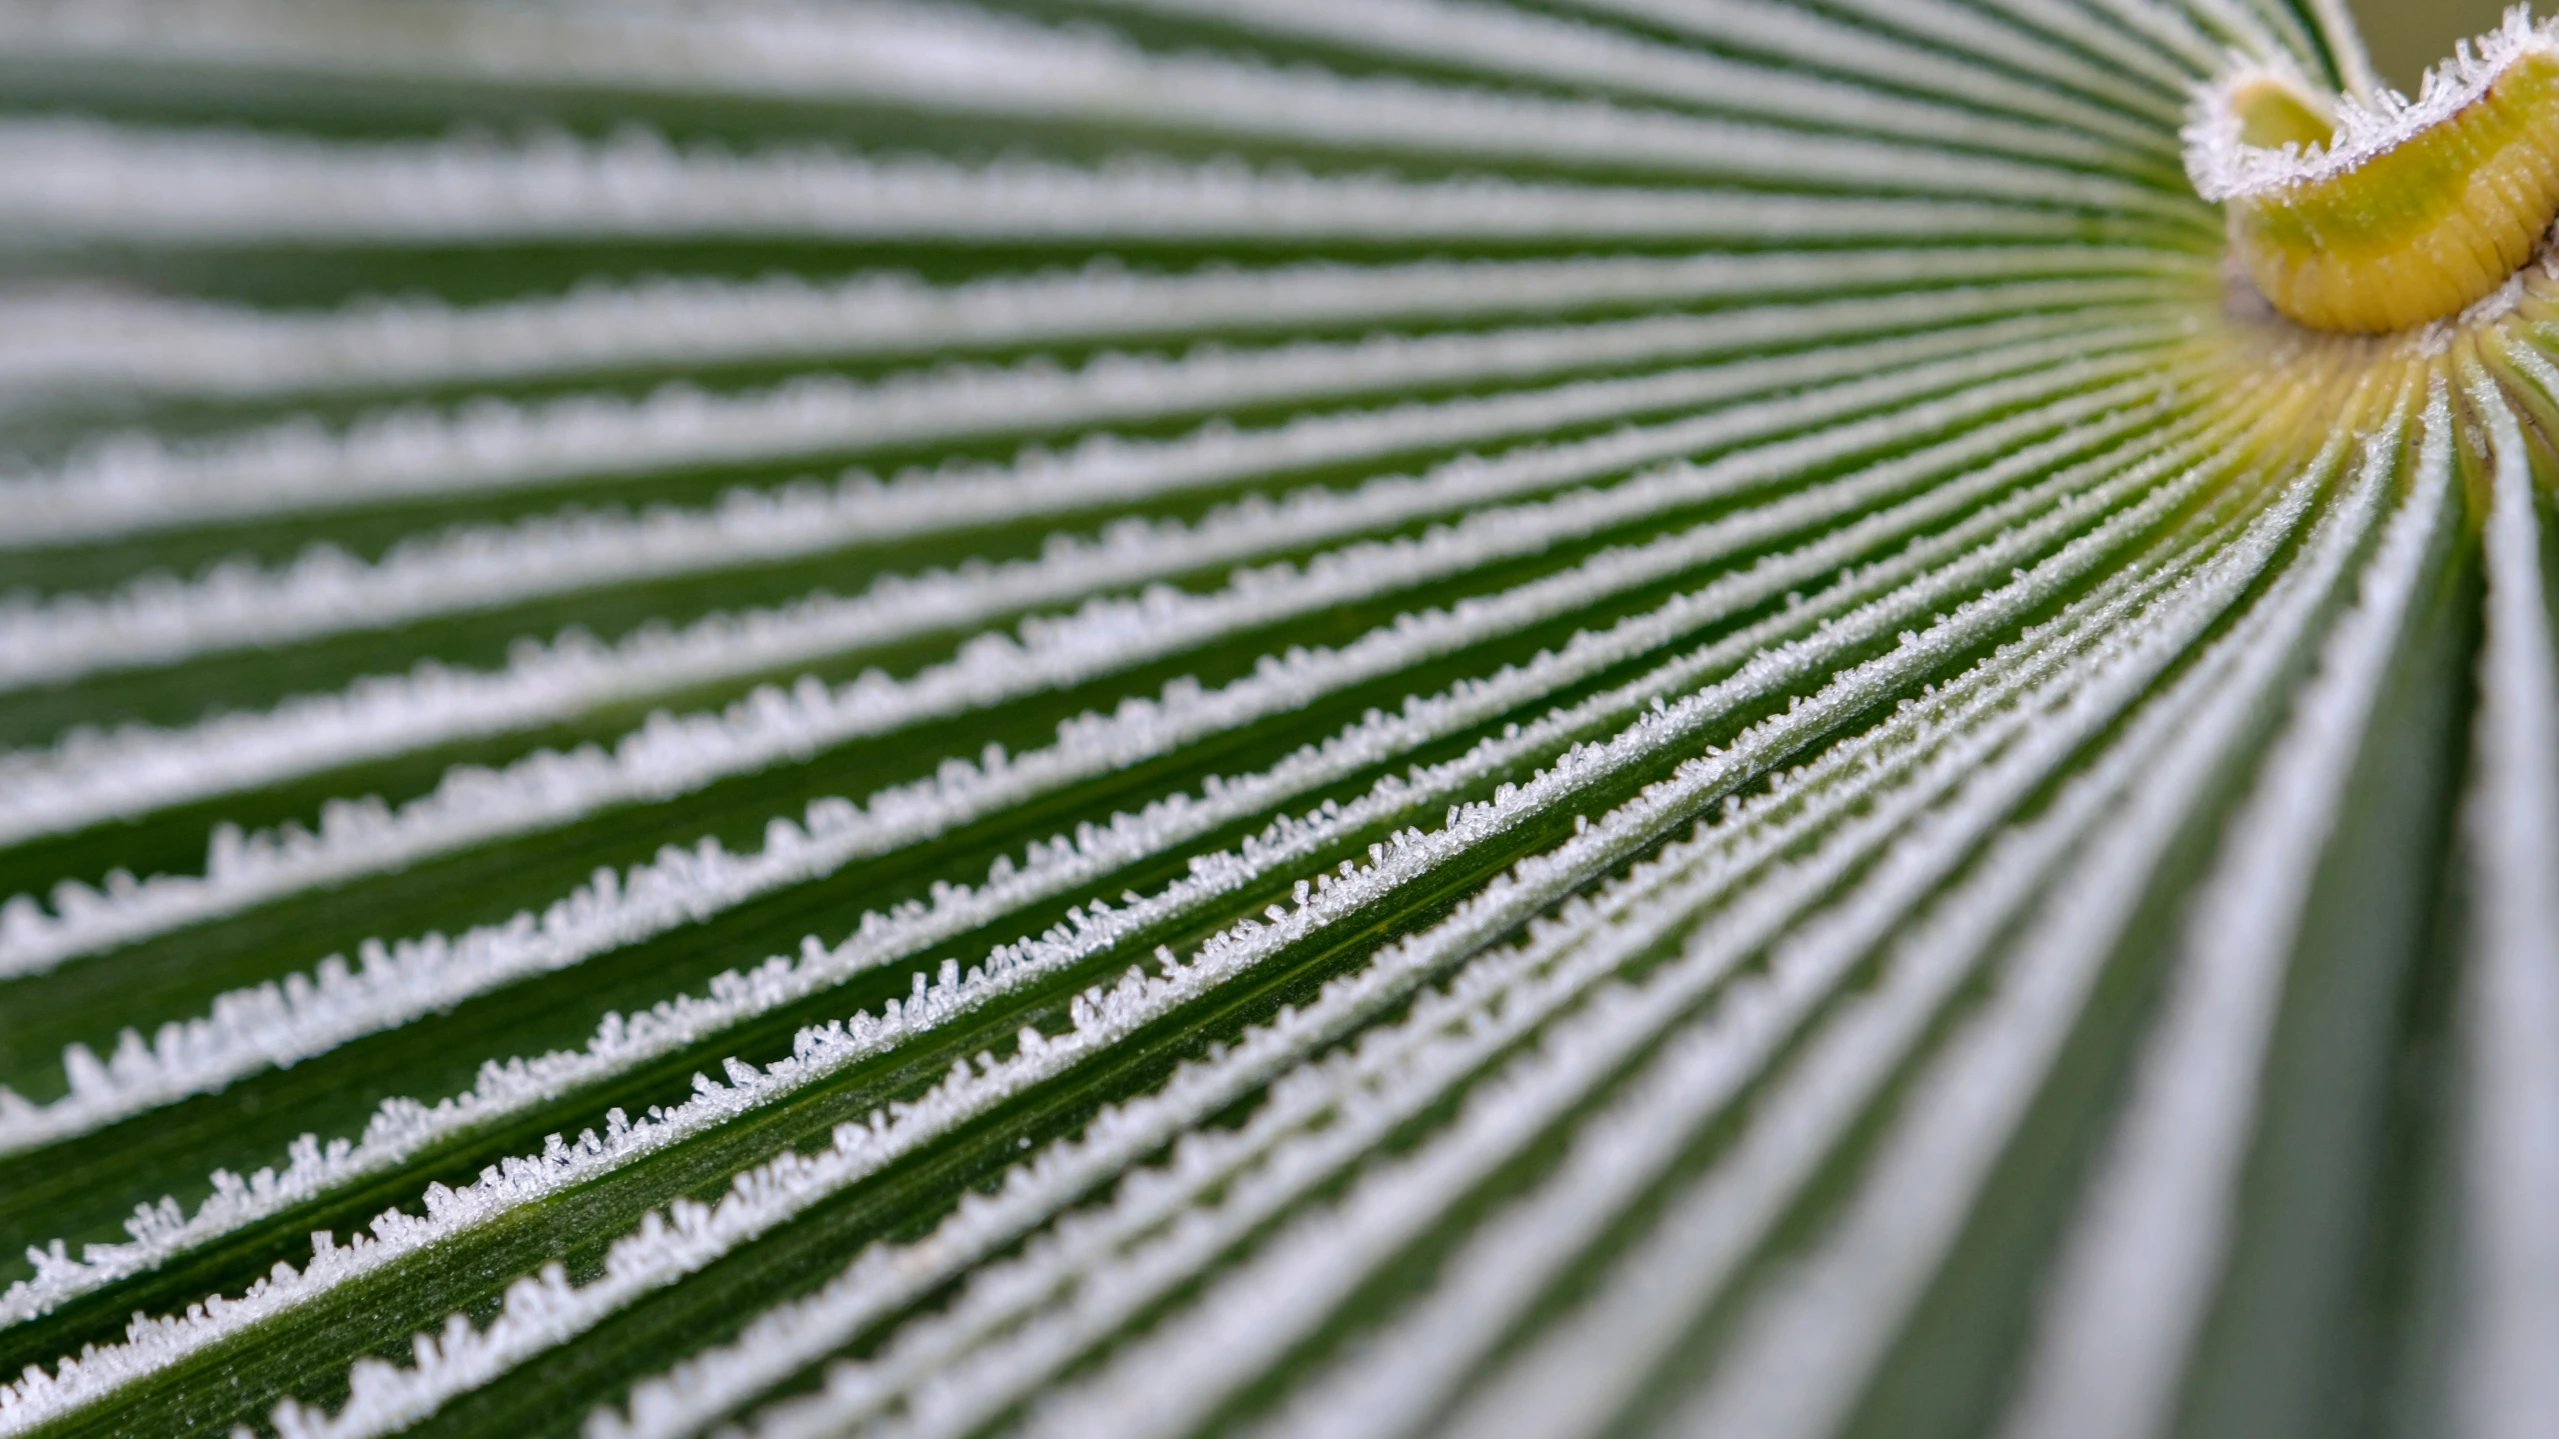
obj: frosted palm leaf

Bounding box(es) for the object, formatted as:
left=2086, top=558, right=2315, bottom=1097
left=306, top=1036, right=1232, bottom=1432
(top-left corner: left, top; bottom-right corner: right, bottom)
left=0, top=0, right=2552, bottom=1435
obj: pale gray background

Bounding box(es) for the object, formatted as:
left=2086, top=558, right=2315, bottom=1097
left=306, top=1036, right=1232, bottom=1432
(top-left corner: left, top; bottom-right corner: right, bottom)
left=2352, top=0, right=2520, bottom=90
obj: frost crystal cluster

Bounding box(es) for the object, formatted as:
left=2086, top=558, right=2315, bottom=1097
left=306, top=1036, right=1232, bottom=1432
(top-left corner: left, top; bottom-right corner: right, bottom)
left=0, top=2, right=2555, bottom=1438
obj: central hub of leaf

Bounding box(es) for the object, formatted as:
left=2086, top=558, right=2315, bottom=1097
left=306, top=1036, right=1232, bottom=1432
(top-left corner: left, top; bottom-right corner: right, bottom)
left=2189, top=16, right=2559, bottom=334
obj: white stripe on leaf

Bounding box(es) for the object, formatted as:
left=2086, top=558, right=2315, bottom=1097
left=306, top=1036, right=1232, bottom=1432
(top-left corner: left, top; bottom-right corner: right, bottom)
left=1550, top=0, right=2180, bottom=138
left=1991, top=385, right=2443, bottom=1439
left=0, top=293, right=2166, bottom=549
left=1249, top=428, right=2306, bottom=1439
left=1458, top=398, right=2393, bottom=1439
left=0, top=289, right=2172, bottom=682
left=0, top=121, right=2136, bottom=253
left=600, top=523, right=2204, bottom=1439
left=0, top=329, right=2170, bottom=971
left=1671, top=390, right=2417, bottom=1439
left=1047, top=413, right=2344, bottom=1439
left=0, top=392, right=2232, bottom=1339
left=2448, top=359, right=2559, bottom=1439
left=1014, top=0, right=2148, bottom=168
left=0, top=249, right=2188, bottom=406
left=844, top=469, right=2263, bottom=1439
left=0, top=376, right=2223, bottom=1430
left=0, top=6, right=2194, bottom=221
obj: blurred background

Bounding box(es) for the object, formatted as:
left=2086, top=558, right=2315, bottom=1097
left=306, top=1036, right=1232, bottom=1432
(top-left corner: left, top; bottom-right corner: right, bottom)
left=2353, top=0, right=2525, bottom=90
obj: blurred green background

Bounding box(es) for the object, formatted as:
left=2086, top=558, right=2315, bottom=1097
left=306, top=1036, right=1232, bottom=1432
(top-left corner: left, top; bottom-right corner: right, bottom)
left=2352, top=0, right=2523, bottom=90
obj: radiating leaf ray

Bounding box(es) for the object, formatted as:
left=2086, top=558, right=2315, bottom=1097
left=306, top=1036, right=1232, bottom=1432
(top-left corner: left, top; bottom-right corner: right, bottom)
left=2447, top=362, right=2559, bottom=1439
left=0, top=381, right=2246, bottom=1378
left=0, top=294, right=2180, bottom=683
left=0, top=250, right=2188, bottom=414
left=1549, top=0, right=2182, bottom=141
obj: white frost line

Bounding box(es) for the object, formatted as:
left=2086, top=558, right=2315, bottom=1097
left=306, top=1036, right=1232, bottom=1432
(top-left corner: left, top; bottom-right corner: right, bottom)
left=0, top=382, right=2223, bottom=1433
left=791, top=470, right=2264, bottom=1439
left=0, top=120, right=2129, bottom=251
left=1848, top=0, right=2197, bottom=106
left=0, top=247, right=2188, bottom=405
left=1674, top=401, right=2406, bottom=1439
left=0, top=7, right=2189, bottom=227
left=831, top=735, right=2047, bottom=1439
left=1248, top=495, right=2273, bottom=1439
left=303, top=688, right=1873, bottom=1439
left=0, top=284, right=2165, bottom=551
left=1048, top=0, right=2133, bottom=168
left=0, top=379, right=2182, bottom=1155
left=1995, top=0, right=2233, bottom=90
left=0, top=393, right=2234, bottom=1361
left=1991, top=391, right=2443, bottom=1439
left=6, top=410, right=2235, bottom=1367
left=1043, top=422, right=2327, bottom=1439
left=0, top=335, right=2146, bottom=903
left=4, top=0, right=2138, bottom=174
left=1548, top=0, right=2179, bottom=144
left=2068, top=0, right=2224, bottom=77
left=0, top=334, right=2167, bottom=969
left=2448, top=359, right=2559, bottom=1439
left=601, top=811, right=1733, bottom=1439
left=1001, top=922, right=1848, bottom=1439
left=1457, top=405, right=2392, bottom=1439
left=269, top=415, right=2249, bottom=1439
left=0, top=290, right=2168, bottom=683
left=625, top=414, right=2276, bottom=1439
left=597, top=513, right=2204, bottom=1439
left=527, top=586, right=2147, bottom=1439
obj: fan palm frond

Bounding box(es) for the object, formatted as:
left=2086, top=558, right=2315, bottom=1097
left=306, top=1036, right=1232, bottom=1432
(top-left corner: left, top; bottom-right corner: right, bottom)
left=0, top=3, right=2552, bottom=1437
